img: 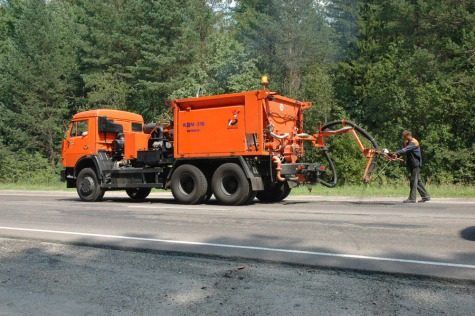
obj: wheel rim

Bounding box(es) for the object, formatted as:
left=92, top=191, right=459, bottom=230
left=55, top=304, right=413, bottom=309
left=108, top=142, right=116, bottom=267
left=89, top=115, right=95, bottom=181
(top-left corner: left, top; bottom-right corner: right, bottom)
left=178, top=173, right=195, bottom=195
left=80, top=176, right=95, bottom=196
left=220, top=174, right=238, bottom=196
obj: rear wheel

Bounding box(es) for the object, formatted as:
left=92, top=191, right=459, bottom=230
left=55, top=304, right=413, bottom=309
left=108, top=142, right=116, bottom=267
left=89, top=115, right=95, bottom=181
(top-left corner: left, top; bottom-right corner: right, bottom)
left=202, top=173, right=213, bottom=203
left=212, top=163, right=251, bottom=205
left=76, top=168, right=104, bottom=202
left=244, top=191, right=258, bottom=205
left=256, top=181, right=291, bottom=203
left=126, top=188, right=152, bottom=200
left=171, top=164, right=208, bottom=204
left=203, top=187, right=213, bottom=203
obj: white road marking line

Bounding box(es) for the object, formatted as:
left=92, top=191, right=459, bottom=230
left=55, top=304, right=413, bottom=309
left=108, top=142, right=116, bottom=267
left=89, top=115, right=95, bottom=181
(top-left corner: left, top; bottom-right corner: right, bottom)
left=1, top=226, right=474, bottom=270
left=128, top=205, right=231, bottom=211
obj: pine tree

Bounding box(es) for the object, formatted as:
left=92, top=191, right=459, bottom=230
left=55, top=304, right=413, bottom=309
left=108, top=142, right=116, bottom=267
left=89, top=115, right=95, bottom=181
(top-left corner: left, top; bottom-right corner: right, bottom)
left=234, top=0, right=336, bottom=98
left=0, top=0, right=79, bottom=169
left=338, top=0, right=475, bottom=183
left=325, top=0, right=360, bottom=60
left=74, top=0, right=222, bottom=119
left=72, top=0, right=142, bottom=111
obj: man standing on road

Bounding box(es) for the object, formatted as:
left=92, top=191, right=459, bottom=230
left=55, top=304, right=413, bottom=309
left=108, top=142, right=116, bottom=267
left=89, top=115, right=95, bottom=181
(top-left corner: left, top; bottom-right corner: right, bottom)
left=393, top=130, right=431, bottom=203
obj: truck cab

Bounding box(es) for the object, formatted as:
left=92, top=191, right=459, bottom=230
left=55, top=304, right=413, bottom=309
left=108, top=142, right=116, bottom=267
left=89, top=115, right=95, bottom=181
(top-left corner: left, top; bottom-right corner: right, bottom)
left=62, top=109, right=145, bottom=169
left=61, top=109, right=169, bottom=202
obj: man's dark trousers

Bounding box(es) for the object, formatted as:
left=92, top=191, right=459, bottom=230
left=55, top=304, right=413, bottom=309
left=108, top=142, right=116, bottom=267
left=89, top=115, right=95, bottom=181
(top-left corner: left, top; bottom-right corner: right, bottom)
left=409, top=167, right=430, bottom=201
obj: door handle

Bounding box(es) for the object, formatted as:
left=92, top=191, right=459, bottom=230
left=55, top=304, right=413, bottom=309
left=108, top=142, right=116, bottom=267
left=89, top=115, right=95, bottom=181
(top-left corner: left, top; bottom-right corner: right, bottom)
left=83, top=145, right=89, bottom=149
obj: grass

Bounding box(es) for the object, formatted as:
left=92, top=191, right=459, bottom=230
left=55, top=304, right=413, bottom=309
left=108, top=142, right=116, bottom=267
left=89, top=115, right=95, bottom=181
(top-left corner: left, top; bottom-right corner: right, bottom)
left=291, top=183, right=475, bottom=198
left=0, top=182, right=72, bottom=191
left=0, top=182, right=473, bottom=199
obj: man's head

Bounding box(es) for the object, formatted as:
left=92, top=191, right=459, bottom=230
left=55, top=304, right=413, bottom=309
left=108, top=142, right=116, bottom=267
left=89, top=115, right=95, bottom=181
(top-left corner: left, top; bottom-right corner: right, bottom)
left=402, top=130, right=412, bottom=141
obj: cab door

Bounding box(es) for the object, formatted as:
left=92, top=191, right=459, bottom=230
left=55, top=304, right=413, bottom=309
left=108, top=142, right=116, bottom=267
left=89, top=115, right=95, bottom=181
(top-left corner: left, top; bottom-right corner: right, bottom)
left=62, top=119, right=94, bottom=167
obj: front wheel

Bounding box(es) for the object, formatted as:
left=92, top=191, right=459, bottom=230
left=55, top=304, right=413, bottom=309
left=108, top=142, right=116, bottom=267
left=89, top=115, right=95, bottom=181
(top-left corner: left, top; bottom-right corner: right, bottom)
left=126, top=188, right=152, bottom=200
left=212, top=163, right=251, bottom=205
left=76, top=168, right=104, bottom=202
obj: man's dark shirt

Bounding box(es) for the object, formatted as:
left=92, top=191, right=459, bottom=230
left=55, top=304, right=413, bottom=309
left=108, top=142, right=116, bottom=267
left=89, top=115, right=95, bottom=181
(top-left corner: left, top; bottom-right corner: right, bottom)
left=395, top=138, right=422, bottom=169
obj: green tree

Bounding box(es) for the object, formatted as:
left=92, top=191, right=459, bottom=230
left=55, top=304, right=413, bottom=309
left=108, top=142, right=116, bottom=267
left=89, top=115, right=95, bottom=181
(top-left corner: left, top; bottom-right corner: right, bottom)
left=301, top=63, right=337, bottom=128
left=167, top=1, right=261, bottom=99
left=0, top=0, right=24, bottom=54
left=72, top=0, right=143, bottom=111
left=325, top=0, right=360, bottom=60
left=234, top=0, right=336, bottom=98
left=73, top=0, right=241, bottom=120
left=0, top=0, right=79, bottom=170
left=337, top=0, right=475, bottom=184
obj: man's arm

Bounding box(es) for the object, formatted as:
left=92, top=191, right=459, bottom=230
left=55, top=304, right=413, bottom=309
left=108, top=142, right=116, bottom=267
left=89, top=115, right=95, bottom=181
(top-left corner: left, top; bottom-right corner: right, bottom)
left=395, top=140, right=418, bottom=156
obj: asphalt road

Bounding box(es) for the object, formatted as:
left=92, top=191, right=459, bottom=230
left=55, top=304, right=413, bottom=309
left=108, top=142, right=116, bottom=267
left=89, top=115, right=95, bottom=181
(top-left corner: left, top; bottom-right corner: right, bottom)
left=2, top=238, right=474, bottom=315
left=1, top=190, right=474, bottom=280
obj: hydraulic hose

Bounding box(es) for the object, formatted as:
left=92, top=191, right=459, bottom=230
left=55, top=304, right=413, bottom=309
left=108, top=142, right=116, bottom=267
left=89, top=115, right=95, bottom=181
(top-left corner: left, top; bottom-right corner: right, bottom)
left=319, top=120, right=380, bottom=186
left=321, top=120, right=379, bottom=150
left=319, top=149, right=337, bottom=188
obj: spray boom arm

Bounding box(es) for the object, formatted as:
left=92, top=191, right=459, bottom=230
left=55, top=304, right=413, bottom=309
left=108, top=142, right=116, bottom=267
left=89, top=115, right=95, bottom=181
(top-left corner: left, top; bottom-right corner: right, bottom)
left=296, top=120, right=401, bottom=186
left=258, top=80, right=399, bottom=187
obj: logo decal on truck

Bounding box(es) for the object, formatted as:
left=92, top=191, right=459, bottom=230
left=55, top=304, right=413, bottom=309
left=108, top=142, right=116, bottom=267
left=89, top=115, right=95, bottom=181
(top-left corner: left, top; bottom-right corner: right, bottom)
left=228, top=110, right=240, bottom=129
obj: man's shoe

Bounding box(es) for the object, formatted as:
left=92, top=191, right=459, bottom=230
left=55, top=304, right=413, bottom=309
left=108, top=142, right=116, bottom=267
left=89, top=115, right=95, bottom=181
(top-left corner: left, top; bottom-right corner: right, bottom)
left=419, top=197, right=431, bottom=203
left=403, top=199, right=416, bottom=203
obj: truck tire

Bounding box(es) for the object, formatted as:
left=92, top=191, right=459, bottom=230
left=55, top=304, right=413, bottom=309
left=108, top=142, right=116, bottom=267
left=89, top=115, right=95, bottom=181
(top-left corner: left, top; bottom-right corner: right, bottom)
left=256, top=181, right=291, bottom=203
left=202, top=174, right=213, bottom=203
left=76, top=168, right=104, bottom=202
left=171, top=164, right=208, bottom=204
left=126, top=188, right=152, bottom=200
left=244, top=191, right=257, bottom=204
left=203, top=187, right=213, bottom=203
left=212, top=163, right=251, bottom=205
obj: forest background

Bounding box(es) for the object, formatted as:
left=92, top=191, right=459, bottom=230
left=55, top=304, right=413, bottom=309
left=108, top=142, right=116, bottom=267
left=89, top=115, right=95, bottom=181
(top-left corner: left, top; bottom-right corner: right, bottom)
left=0, top=0, right=473, bottom=188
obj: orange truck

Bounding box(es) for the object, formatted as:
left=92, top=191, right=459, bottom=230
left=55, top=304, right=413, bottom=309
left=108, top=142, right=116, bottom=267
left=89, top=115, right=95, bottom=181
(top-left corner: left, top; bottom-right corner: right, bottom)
left=61, top=77, right=391, bottom=205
